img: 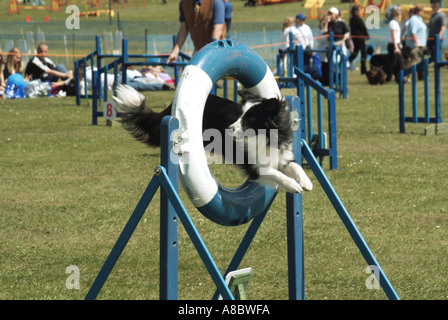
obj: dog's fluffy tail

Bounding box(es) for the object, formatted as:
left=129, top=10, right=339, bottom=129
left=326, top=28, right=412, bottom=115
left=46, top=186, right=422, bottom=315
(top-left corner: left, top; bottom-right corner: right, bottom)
left=114, top=84, right=171, bottom=147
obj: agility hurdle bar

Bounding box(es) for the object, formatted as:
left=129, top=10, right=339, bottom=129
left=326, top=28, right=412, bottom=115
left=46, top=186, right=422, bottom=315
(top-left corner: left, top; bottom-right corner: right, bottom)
left=329, top=32, right=349, bottom=100
left=398, top=35, right=444, bottom=133
left=74, top=35, right=191, bottom=125
left=276, top=32, right=348, bottom=99
left=278, top=45, right=338, bottom=170
left=84, top=97, right=399, bottom=300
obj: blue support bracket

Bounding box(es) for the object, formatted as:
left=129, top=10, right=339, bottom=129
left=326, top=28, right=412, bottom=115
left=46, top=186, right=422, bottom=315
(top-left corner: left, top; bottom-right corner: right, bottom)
left=302, top=140, right=400, bottom=300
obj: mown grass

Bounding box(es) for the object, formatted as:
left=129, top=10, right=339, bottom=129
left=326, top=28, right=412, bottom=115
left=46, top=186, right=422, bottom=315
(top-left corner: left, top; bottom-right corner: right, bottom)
left=1, top=66, right=448, bottom=300
left=1, top=0, right=448, bottom=301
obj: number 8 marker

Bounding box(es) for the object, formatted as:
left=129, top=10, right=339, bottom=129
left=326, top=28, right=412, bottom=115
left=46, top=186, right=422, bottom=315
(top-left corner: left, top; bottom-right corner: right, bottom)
left=103, top=101, right=117, bottom=120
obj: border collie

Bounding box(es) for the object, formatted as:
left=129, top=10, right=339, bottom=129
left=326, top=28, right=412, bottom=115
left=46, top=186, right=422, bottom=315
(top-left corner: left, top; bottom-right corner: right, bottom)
left=113, top=84, right=313, bottom=194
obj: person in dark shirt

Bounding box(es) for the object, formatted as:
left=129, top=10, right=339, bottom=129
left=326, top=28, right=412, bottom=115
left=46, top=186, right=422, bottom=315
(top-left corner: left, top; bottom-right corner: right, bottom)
left=427, top=0, right=447, bottom=55
left=25, top=42, right=73, bottom=82
left=348, top=4, right=369, bottom=74
left=322, top=7, right=350, bottom=48
left=167, top=0, right=226, bottom=64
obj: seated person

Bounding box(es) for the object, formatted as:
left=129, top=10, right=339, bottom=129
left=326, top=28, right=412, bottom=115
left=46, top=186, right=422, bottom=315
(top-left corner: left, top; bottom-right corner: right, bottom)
left=25, top=42, right=73, bottom=83
left=140, top=65, right=175, bottom=86
left=117, top=65, right=174, bottom=91
left=0, top=54, right=5, bottom=94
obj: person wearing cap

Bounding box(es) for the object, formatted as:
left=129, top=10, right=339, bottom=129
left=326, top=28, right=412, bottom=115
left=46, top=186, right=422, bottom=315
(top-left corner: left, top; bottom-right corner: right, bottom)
left=294, top=13, right=315, bottom=72
left=294, top=13, right=314, bottom=51
left=322, top=7, right=350, bottom=49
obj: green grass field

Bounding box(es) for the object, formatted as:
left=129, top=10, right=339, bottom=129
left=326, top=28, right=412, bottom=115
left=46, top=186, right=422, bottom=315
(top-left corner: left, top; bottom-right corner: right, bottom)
left=1, top=0, right=448, bottom=301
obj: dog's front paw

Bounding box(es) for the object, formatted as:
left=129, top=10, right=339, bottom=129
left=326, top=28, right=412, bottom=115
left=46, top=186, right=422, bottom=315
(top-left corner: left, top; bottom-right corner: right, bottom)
left=298, top=174, right=313, bottom=191
left=283, top=162, right=313, bottom=191
left=282, top=177, right=304, bottom=194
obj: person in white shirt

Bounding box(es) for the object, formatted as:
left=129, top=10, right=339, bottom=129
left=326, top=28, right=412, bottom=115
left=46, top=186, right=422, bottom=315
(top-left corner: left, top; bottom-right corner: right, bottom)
left=294, top=13, right=315, bottom=72
left=294, top=13, right=314, bottom=50
left=387, top=7, right=404, bottom=82
left=405, top=5, right=427, bottom=49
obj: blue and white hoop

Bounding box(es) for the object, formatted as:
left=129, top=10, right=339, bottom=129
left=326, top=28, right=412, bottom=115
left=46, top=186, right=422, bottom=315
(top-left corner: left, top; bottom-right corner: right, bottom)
left=172, top=39, right=281, bottom=226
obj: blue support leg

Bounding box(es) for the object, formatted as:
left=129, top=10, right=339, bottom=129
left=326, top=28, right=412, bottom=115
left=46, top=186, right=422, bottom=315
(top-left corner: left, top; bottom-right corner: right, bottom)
left=159, top=116, right=180, bottom=300
left=156, top=167, right=235, bottom=300
left=286, top=95, right=305, bottom=300
left=302, top=140, right=400, bottom=300
left=85, top=175, right=161, bottom=300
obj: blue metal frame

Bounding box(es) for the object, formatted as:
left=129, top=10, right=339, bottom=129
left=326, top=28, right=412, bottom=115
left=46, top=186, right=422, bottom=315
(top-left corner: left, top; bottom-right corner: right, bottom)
left=285, top=95, right=305, bottom=299
left=159, top=116, right=179, bottom=300
left=302, top=140, right=399, bottom=300
left=76, top=36, right=242, bottom=125
left=294, top=62, right=338, bottom=171
left=84, top=97, right=306, bottom=300
left=277, top=46, right=338, bottom=171
left=276, top=32, right=348, bottom=99
left=398, top=35, right=444, bottom=133
left=85, top=95, right=398, bottom=300
left=74, top=36, right=191, bottom=125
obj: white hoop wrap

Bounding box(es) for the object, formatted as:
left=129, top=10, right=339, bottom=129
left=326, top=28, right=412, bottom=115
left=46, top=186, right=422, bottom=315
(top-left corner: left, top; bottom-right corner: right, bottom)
left=172, top=40, right=281, bottom=226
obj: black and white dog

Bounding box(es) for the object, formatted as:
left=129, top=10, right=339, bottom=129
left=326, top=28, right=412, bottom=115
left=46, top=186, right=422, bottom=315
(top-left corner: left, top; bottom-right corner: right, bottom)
left=113, top=84, right=313, bottom=194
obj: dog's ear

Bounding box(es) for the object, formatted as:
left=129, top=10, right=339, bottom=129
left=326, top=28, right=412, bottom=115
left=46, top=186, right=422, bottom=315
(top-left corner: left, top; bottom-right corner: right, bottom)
left=258, top=97, right=286, bottom=114
left=238, top=90, right=262, bottom=103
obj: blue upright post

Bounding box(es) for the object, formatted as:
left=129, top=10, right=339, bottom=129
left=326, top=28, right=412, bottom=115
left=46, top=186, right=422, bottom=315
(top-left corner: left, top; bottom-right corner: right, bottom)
left=285, top=95, right=305, bottom=300
left=156, top=167, right=234, bottom=300
left=296, top=46, right=307, bottom=143
left=288, top=32, right=294, bottom=83
left=103, top=64, right=109, bottom=102
left=92, top=70, right=98, bottom=125
left=306, top=84, right=313, bottom=143
left=88, top=55, right=93, bottom=99
left=75, top=60, right=80, bottom=106
left=317, top=92, right=324, bottom=151
left=233, top=80, right=238, bottom=102
left=122, top=39, right=128, bottom=85
left=95, top=36, right=103, bottom=100
left=328, top=32, right=334, bottom=90
left=412, top=65, right=417, bottom=123
left=435, top=35, right=443, bottom=124
left=399, top=70, right=405, bottom=133
left=159, top=116, right=179, bottom=300
left=327, top=89, right=337, bottom=170
left=424, top=58, right=430, bottom=123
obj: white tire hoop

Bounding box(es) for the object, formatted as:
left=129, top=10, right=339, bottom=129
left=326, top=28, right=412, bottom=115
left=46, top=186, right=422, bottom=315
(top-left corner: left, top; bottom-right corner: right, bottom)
left=172, top=40, right=280, bottom=226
